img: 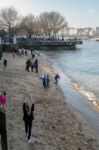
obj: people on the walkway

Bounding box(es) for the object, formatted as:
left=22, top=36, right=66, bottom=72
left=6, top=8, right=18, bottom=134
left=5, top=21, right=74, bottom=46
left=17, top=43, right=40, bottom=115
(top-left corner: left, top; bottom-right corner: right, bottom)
left=18, top=49, right=22, bottom=58
left=16, top=50, right=19, bottom=56
left=31, top=58, right=34, bottom=72
left=26, top=58, right=31, bottom=72
left=41, top=73, right=47, bottom=89
left=40, top=73, right=50, bottom=89
left=34, top=59, right=38, bottom=73
left=25, top=50, right=28, bottom=56
left=31, top=49, right=33, bottom=55
left=31, top=50, right=35, bottom=59
left=3, top=59, right=7, bottom=68
left=0, top=91, right=6, bottom=110
left=45, top=73, right=50, bottom=88
left=12, top=52, right=15, bottom=58
left=21, top=48, right=24, bottom=57
left=23, top=102, right=34, bottom=143
left=32, top=53, right=35, bottom=59
left=55, top=73, right=60, bottom=84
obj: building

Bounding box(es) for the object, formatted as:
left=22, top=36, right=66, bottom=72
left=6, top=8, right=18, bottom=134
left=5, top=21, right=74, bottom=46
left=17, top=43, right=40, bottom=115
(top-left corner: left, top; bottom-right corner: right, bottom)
left=77, top=28, right=94, bottom=37
left=94, top=27, right=99, bottom=37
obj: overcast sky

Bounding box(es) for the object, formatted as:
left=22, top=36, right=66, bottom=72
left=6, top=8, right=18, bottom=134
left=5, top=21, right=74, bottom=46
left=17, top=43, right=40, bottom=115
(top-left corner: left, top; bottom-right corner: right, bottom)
left=0, top=0, right=99, bottom=28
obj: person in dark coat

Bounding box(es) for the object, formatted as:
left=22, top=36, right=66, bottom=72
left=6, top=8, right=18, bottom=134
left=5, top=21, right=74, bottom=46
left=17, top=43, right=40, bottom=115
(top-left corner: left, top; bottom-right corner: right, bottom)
left=26, top=59, right=31, bottom=72
left=34, top=59, right=38, bottom=73
left=55, top=73, right=60, bottom=84
left=25, top=50, right=28, bottom=56
left=3, top=59, right=7, bottom=68
left=23, top=103, right=34, bottom=143
left=31, top=58, right=34, bottom=72
left=31, top=52, right=35, bottom=59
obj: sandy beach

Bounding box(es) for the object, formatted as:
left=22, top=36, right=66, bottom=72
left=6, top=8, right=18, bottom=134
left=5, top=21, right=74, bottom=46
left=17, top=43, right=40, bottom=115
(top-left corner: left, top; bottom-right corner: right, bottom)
left=0, top=52, right=98, bottom=150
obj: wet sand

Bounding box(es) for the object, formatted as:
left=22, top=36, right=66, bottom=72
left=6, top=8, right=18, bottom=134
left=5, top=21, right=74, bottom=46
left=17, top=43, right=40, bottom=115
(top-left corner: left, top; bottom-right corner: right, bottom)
left=0, top=52, right=98, bottom=150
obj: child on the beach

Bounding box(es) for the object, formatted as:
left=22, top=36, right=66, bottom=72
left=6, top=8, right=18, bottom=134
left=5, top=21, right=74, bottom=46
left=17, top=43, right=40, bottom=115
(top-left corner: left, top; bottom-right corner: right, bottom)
left=0, top=91, right=7, bottom=110
left=55, top=73, right=60, bottom=84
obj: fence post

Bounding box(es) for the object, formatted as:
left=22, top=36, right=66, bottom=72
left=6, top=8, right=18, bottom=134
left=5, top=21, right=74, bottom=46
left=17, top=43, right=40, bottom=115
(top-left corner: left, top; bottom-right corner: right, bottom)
left=0, top=110, right=8, bottom=150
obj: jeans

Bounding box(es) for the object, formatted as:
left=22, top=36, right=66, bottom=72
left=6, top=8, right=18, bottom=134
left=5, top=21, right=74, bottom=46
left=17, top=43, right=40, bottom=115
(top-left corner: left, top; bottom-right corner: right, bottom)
left=25, top=121, right=32, bottom=140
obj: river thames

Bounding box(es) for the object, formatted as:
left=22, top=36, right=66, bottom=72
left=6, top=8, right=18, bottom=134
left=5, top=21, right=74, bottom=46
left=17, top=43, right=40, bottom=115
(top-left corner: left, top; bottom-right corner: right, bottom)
left=41, top=40, right=99, bottom=138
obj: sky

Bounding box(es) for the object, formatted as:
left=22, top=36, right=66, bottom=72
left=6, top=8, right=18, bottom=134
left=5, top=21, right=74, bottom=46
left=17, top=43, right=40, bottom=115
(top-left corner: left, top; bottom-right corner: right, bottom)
left=0, top=0, right=99, bottom=28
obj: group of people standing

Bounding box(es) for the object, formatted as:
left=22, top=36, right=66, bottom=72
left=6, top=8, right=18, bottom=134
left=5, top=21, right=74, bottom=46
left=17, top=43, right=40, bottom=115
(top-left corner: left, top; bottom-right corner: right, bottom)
left=26, top=49, right=39, bottom=73
left=26, top=58, right=38, bottom=73
left=17, top=48, right=28, bottom=58
left=40, top=73, right=60, bottom=89
left=11, top=48, right=28, bottom=59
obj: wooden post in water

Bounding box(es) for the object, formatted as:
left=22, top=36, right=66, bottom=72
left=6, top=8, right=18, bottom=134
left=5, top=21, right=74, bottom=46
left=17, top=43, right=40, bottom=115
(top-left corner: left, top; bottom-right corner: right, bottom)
left=0, top=110, right=8, bottom=150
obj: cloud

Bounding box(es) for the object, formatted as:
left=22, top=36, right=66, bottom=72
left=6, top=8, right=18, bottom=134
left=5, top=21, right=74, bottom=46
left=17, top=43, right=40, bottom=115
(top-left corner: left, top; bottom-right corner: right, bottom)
left=88, top=9, right=95, bottom=15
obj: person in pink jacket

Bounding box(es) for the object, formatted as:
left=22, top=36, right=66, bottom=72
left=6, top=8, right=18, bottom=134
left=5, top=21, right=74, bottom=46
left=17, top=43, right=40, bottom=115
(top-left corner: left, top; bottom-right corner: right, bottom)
left=0, top=91, right=6, bottom=110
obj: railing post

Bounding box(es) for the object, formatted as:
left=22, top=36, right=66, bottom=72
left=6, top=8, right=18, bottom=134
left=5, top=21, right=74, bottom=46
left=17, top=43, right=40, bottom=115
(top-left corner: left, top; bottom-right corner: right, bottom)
left=0, top=111, right=8, bottom=150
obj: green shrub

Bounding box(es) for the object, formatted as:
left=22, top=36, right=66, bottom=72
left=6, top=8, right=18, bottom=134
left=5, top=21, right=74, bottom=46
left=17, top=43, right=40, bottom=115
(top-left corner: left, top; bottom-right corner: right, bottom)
left=2, top=44, right=18, bottom=52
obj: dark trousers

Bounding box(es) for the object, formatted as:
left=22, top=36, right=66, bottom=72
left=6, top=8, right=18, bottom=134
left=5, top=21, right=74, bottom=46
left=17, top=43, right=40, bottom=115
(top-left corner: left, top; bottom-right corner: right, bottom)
left=35, top=67, right=38, bottom=73
left=55, top=79, right=58, bottom=84
left=4, top=63, right=7, bottom=68
left=43, top=80, right=47, bottom=89
left=26, top=65, right=29, bottom=72
left=31, top=65, right=34, bottom=72
left=25, top=121, right=32, bottom=140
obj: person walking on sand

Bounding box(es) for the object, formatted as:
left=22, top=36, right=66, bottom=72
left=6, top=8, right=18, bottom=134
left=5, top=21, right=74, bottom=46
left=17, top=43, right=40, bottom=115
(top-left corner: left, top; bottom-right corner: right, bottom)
left=3, top=59, right=7, bottom=68
left=23, top=102, right=34, bottom=143
left=26, top=58, right=31, bottom=72
left=31, top=58, right=34, bottom=72
left=45, top=73, right=50, bottom=88
left=12, top=52, right=15, bottom=58
left=25, top=50, right=28, bottom=56
left=34, top=59, right=38, bottom=73
left=40, top=73, right=48, bottom=89
left=55, top=73, right=60, bottom=84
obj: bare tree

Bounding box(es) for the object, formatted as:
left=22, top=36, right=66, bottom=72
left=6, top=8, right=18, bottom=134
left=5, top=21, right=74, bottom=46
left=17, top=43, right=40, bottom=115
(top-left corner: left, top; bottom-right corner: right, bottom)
left=39, top=12, right=53, bottom=37
left=32, top=17, right=43, bottom=36
left=0, top=7, right=18, bottom=39
left=50, top=12, right=67, bottom=37
left=20, top=14, right=36, bottom=39
left=39, top=11, right=68, bottom=37
left=0, top=7, right=68, bottom=40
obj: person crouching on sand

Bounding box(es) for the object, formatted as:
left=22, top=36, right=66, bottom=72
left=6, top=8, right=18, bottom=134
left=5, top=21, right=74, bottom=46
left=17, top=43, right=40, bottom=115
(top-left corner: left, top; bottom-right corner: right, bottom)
left=23, top=102, right=34, bottom=143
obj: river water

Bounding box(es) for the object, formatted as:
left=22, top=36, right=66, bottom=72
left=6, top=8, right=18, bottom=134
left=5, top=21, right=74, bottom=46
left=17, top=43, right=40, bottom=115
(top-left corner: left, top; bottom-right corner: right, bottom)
left=40, top=40, right=99, bottom=136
